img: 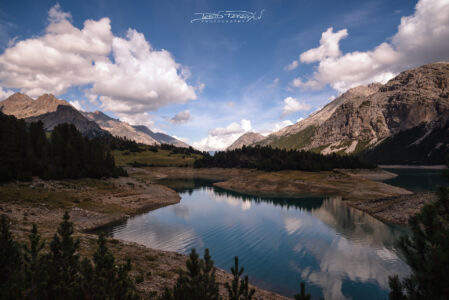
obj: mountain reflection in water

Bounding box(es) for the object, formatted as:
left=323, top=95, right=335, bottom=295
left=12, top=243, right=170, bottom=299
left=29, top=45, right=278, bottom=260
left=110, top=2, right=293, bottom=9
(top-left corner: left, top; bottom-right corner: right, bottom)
left=100, top=178, right=409, bottom=300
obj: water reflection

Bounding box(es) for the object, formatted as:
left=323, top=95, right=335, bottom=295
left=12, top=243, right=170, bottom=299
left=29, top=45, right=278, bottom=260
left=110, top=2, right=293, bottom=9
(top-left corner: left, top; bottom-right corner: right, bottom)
left=100, top=179, right=409, bottom=300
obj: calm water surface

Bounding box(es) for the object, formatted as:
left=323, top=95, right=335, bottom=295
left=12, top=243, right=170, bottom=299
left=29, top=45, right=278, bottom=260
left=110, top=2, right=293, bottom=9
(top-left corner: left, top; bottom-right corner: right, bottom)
left=102, top=178, right=411, bottom=300
left=382, top=168, right=448, bottom=192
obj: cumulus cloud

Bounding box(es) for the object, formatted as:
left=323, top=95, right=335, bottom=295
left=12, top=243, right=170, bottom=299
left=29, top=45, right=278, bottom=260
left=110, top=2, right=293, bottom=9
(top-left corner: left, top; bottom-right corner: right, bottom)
left=282, top=97, right=311, bottom=116
left=285, top=60, right=299, bottom=71
left=193, top=119, right=252, bottom=151
left=260, top=119, right=294, bottom=136
left=116, top=112, right=155, bottom=129
left=299, top=27, right=348, bottom=63
left=69, top=100, right=83, bottom=111
left=170, top=110, right=191, bottom=124
left=0, top=4, right=197, bottom=126
left=291, top=0, right=449, bottom=92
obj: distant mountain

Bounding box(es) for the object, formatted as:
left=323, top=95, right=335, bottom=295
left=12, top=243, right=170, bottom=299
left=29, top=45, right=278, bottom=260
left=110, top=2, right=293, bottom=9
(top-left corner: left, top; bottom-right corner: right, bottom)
left=227, top=132, right=265, bottom=150
left=132, top=125, right=189, bottom=148
left=252, top=62, right=449, bottom=164
left=83, top=111, right=159, bottom=145
left=0, top=93, right=107, bottom=137
left=0, top=93, right=189, bottom=146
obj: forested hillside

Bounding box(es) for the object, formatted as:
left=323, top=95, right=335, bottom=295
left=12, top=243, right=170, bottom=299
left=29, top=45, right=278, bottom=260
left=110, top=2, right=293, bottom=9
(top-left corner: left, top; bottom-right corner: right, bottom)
left=0, top=113, right=126, bottom=182
left=194, top=145, right=374, bottom=171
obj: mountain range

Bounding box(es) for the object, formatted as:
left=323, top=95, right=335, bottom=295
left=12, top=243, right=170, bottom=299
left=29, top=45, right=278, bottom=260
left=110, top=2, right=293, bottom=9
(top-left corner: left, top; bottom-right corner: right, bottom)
left=231, top=62, right=449, bottom=164
left=0, top=93, right=189, bottom=147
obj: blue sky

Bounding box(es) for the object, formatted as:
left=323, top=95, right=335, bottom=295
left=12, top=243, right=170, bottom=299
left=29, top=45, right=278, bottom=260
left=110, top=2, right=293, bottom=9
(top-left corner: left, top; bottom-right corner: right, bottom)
left=1, top=0, right=448, bottom=150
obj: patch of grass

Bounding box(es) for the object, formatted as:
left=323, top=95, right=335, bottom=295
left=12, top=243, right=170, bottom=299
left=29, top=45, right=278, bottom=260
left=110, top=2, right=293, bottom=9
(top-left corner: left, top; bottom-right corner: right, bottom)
left=353, top=139, right=371, bottom=154
left=270, top=126, right=316, bottom=150
left=309, top=144, right=330, bottom=154
left=0, top=184, right=78, bottom=208
left=359, top=100, right=372, bottom=108
left=112, top=149, right=202, bottom=167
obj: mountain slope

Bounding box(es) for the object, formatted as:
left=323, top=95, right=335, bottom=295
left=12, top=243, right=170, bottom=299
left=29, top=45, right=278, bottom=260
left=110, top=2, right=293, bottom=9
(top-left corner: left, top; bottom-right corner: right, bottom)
left=0, top=93, right=107, bottom=137
left=257, top=62, right=449, bottom=163
left=25, top=105, right=108, bottom=138
left=132, top=125, right=189, bottom=148
left=227, top=132, right=265, bottom=150
left=83, top=111, right=159, bottom=145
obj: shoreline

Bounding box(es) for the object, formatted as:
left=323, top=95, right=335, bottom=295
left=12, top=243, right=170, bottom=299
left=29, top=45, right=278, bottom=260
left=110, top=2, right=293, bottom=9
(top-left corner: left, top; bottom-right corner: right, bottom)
left=0, top=170, right=289, bottom=300
left=1, top=166, right=436, bottom=298
left=379, top=164, right=447, bottom=169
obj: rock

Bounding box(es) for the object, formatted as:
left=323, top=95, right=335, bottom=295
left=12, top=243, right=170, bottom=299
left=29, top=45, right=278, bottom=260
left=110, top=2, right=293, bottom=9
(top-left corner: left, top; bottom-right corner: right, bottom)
left=227, top=132, right=265, bottom=150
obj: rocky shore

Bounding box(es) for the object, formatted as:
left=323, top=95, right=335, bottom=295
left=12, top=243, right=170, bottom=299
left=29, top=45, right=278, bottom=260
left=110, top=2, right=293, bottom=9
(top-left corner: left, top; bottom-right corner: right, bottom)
left=0, top=171, right=288, bottom=299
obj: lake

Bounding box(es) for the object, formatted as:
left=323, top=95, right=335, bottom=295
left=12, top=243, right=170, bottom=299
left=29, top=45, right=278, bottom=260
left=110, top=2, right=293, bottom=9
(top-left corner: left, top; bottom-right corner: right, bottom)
left=100, top=177, right=414, bottom=300
left=382, top=167, right=447, bottom=192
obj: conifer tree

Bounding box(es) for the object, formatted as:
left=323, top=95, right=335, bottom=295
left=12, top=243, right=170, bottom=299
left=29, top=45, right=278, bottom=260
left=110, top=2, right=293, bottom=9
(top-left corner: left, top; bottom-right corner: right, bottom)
left=162, top=248, right=220, bottom=300
left=23, top=224, right=48, bottom=300
left=199, top=248, right=220, bottom=300
left=0, top=216, right=23, bottom=300
left=225, top=256, right=255, bottom=300
left=90, top=233, right=138, bottom=299
left=294, top=282, right=311, bottom=300
left=47, top=212, right=81, bottom=299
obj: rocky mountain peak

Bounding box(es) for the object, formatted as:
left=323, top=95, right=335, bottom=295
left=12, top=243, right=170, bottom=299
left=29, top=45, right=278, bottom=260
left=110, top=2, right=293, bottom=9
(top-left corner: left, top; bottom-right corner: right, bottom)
left=251, top=62, right=449, bottom=163
left=0, top=93, right=34, bottom=117
left=227, top=132, right=265, bottom=150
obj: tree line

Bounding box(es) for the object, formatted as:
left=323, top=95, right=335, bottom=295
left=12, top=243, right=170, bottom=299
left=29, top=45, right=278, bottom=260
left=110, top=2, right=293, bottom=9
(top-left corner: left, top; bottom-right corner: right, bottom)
left=194, top=145, right=374, bottom=171
left=0, top=113, right=126, bottom=182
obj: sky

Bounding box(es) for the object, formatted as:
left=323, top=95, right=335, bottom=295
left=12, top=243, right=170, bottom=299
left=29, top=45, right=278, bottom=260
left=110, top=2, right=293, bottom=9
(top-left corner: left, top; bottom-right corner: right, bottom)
left=0, top=0, right=448, bottom=150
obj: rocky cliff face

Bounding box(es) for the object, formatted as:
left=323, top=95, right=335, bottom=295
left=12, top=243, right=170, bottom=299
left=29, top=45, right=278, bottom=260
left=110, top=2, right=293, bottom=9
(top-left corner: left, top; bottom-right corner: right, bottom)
left=83, top=111, right=159, bottom=145
left=227, top=132, right=265, bottom=150
left=256, top=62, right=449, bottom=163
left=0, top=93, right=70, bottom=119
left=0, top=93, right=106, bottom=137
left=26, top=105, right=108, bottom=138
left=132, top=125, right=189, bottom=148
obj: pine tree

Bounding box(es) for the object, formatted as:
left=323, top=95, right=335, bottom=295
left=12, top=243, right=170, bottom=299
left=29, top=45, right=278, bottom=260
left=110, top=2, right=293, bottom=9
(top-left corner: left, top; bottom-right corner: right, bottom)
left=90, top=233, right=138, bottom=299
left=0, top=216, right=23, bottom=300
left=225, top=256, right=255, bottom=300
left=294, top=282, right=311, bottom=300
left=23, top=223, right=48, bottom=300
left=163, top=248, right=220, bottom=300
left=198, top=249, right=220, bottom=300
left=47, top=212, right=81, bottom=299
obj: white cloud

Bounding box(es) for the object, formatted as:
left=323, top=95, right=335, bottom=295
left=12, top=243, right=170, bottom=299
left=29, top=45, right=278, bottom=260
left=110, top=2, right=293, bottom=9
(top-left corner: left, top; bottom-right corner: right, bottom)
left=0, top=4, right=196, bottom=125
left=193, top=119, right=252, bottom=151
left=285, top=60, right=299, bottom=71
left=116, top=112, right=155, bottom=129
left=260, top=120, right=294, bottom=136
left=0, top=87, right=14, bottom=100
left=282, top=97, right=311, bottom=116
left=172, top=135, right=189, bottom=143
left=291, top=0, right=449, bottom=92
left=299, top=27, right=348, bottom=63
left=69, top=100, right=83, bottom=111
left=48, top=3, right=72, bottom=23
left=170, top=110, right=191, bottom=124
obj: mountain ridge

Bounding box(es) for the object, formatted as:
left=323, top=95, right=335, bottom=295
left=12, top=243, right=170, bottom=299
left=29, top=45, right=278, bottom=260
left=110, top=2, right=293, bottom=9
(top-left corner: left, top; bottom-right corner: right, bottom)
left=0, top=93, right=190, bottom=147
left=237, top=62, right=449, bottom=164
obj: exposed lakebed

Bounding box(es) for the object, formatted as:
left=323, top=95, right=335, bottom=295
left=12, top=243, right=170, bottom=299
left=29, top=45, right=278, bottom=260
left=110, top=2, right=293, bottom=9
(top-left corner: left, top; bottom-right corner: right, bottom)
left=100, top=178, right=413, bottom=300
